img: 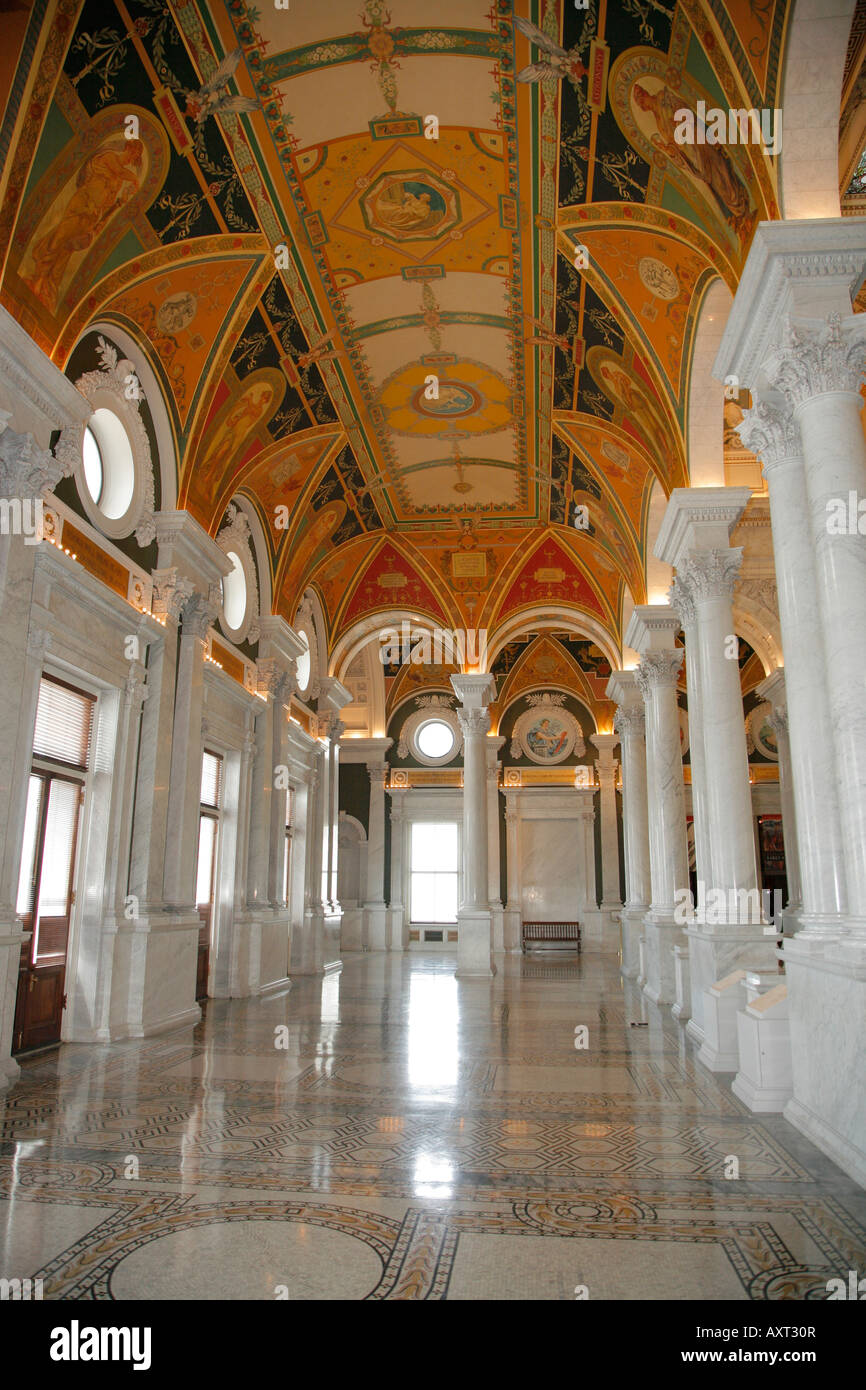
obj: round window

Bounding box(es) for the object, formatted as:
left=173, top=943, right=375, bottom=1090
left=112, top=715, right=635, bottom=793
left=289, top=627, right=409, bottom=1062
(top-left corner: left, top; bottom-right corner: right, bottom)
left=84, top=407, right=135, bottom=519
left=416, top=719, right=455, bottom=760
left=82, top=427, right=104, bottom=505
left=221, top=550, right=247, bottom=631
left=296, top=629, right=311, bottom=694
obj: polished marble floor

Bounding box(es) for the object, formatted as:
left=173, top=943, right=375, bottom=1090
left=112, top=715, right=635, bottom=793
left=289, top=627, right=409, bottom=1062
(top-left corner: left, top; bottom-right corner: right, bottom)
left=1, top=951, right=864, bottom=1300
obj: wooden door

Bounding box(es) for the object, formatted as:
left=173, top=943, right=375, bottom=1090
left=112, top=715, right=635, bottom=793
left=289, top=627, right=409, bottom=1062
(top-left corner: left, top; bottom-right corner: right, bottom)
left=13, top=774, right=83, bottom=1053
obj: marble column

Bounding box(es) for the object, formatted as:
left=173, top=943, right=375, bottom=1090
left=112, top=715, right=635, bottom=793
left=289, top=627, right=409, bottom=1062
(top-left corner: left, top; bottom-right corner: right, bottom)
left=504, top=798, right=521, bottom=949
left=737, top=401, right=847, bottom=935
left=387, top=788, right=407, bottom=950
left=767, top=314, right=866, bottom=935
left=607, top=671, right=651, bottom=979
left=296, top=751, right=325, bottom=976
left=667, top=578, right=712, bottom=913
left=627, top=605, right=688, bottom=1006
left=590, top=733, right=622, bottom=942
left=655, top=491, right=778, bottom=1049
left=757, top=669, right=802, bottom=929
left=578, top=804, right=598, bottom=937
left=364, top=759, right=390, bottom=950
left=486, top=735, right=506, bottom=952
left=162, top=590, right=218, bottom=911
left=451, top=672, right=496, bottom=978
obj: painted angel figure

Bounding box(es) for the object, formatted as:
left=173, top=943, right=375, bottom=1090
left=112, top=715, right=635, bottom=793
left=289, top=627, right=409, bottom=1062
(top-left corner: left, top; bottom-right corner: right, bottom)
left=181, top=49, right=259, bottom=124
left=514, top=16, right=588, bottom=89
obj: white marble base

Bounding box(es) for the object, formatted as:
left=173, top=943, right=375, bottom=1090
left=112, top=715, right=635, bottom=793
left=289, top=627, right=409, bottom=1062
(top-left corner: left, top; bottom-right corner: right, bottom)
left=642, top=915, right=685, bottom=1005
left=340, top=906, right=364, bottom=952
left=685, top=927, right=778, bottom=1042
left=672, top=942, right=691, bottom=1022
left=732, top=982, right=792, bottom=1112
left=455, top=906, right=495, bottom=978
left=619, top=906, right=646, bottom=978
left=292, top=908, right=325, bottom=975
left=109, top=911, right=201, bottom=1039
left=501, top=907, right=521, bottom=952
left=387, top=905, right=407, bottom=952
left=637, top=933, right=647, bottom=989
left=364, top=903, right=388, bottom=951
left=698, top=969, right=779, bottom=1072
left=782, top=936, right=866, bottom=1189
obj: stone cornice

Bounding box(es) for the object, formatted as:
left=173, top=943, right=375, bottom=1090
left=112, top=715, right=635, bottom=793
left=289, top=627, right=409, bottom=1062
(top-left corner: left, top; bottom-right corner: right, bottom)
left=625, top=604, right=681, bottom=655
left=605, top=668, right=643, bottom=709
left=450, top=671, right=496, bottom=709
left=654, top=487, right=751, bottom=567
left=154, top=510, right=233, bottom=589
left=0, top=306, right=91, bottom=441
left=714, top=218, right=866, bottom=389
left=257, top=614, right=307, bottom=665
left=317, top=675, right=353, bottom=715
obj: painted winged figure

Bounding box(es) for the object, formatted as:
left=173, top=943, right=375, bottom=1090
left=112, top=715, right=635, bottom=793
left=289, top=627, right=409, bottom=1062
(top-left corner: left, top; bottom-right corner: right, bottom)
left=514, top=16, right=588, bottom=89
left=182, top=49, right=259, bottom=124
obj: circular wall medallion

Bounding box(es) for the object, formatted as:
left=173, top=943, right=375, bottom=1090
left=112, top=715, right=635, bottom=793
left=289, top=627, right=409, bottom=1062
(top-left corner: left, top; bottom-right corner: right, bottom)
left=412, top=380, right=481, bottom=419
left=511, top=704, right=583, bottom=765
left=638, top=255, right=680, bottom=301
left=749, top=702, right=779, bottom=761
left=156, top=290, right=197, bottom=334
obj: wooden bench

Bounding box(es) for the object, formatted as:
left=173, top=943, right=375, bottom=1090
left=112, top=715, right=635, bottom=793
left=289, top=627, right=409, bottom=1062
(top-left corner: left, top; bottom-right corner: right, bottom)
left=522, top=921, right=581, bottom=953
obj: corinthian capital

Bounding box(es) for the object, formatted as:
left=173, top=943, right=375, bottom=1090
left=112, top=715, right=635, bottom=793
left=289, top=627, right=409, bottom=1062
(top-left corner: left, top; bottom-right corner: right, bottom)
left=635, top=650, right=683, bottom=697
left=180, top=586, right=220, bottom=641
left=0, top=425, right=64, bottom=499
left=768, top=313, right=866, bottom=410
left=456, top=706, right=491, bottom=737
left=614, top=705, right=645, bottom=738
left=151, top=568, right=195, bottom=624
left=256, top=657, right=296, bottom=706
left=676, top=548, right=743, bottom=604
left=668, top=574, right=696, bottom=629
left=735, top=398, right=801, bottom=474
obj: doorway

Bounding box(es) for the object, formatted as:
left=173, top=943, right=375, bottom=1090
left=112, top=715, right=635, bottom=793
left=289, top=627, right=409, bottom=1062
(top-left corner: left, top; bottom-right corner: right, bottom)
left=13, top=677, right=94, bottom=1053
left=195, top=750, right=222, bottom=1000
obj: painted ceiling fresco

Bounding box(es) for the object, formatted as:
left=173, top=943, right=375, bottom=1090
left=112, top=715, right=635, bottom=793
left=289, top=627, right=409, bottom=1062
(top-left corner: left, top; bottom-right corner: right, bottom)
left=0, top=0, right=792, bottom=659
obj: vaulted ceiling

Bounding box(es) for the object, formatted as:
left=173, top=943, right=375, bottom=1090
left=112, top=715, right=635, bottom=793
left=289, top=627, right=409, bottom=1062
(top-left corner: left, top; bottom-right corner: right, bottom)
left=0, top=0, right=795, bottom=657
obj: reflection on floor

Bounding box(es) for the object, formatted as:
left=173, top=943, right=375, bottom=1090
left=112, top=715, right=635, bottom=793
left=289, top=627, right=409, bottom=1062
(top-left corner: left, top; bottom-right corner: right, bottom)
left=1, top=952, right=864, bottom=1300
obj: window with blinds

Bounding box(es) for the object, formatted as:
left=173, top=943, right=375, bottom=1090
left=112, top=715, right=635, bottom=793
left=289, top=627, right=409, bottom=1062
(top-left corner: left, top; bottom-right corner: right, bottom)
left=200, top=750, right=222, bottom=809
left=32, top=677, right=95, bottom=770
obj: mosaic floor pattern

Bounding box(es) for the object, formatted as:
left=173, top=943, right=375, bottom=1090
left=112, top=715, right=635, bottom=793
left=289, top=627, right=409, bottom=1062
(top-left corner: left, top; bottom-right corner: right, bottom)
left=1, top=952, right=864, bottom=1300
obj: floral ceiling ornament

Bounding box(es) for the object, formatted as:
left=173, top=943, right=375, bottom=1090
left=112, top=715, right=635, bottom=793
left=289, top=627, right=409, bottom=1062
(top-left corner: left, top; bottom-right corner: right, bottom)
left=363, top=1, right=401, bottom=114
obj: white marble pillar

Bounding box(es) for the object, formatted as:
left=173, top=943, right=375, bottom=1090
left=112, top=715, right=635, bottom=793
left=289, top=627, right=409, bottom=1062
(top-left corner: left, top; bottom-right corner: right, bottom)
left=768, top=314, right=866, bottom=935
left=387, top=788, right=407, bottom=950
left=627, top=606, right=688, bottom=1006
left=676, top=549, right=760, bottom=918
left=654, top=492, right=777, bottom=1049
left=579, top=804, right=598, bottom=937
left=504, top=797, right=522, bottom=950
left=757, top=669, right=802, bottom=928
left=451, top=672, right=496, bottom=978
left=590, top=733, right=622, bottom=937
left=365, top=759, right=390, bottom=950
left=737, top=401, right=847, bottom=934
left=486, top=736, right=505, bottom=951
left=667, top=578, right=712, bottom=913
left=608, top=672, right=651, bottom=979
left=296, top=751, right=325, bottom=976
left=162, top=591, right=217, bottom=910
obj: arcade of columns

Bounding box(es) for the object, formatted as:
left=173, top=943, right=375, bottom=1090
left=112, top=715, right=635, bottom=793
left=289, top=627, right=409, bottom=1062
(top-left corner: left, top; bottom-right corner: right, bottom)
left=428, top=220, right=866, bottom=1187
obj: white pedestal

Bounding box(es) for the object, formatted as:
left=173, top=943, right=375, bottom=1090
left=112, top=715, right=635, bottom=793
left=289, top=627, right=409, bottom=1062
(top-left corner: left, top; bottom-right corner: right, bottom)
left=732, top=981, right=792, bottom=1112
left=642, top=915, right=684, bottom=1005
left=455, top=907, right=496, bottom=978
left=698, top=968, right=778, bottom=1072
left=672, top=942, right=691, bottom=1022
left=620, top=906, right=646, bottom=979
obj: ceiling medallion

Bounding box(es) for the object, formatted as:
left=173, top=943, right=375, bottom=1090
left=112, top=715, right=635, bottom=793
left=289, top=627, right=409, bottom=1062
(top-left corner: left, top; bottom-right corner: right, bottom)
left=360, top=169, right=460, bottom=242
left=412, top=380, right=481, bottom=419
